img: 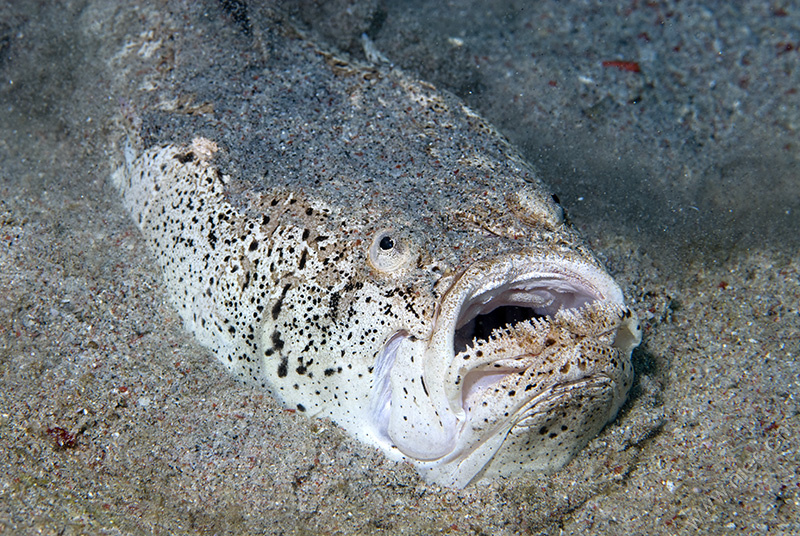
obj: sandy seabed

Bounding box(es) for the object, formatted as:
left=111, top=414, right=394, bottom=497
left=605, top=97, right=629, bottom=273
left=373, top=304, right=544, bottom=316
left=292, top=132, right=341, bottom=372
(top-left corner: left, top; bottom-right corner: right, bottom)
left=1, top=1, right=798, bottom=534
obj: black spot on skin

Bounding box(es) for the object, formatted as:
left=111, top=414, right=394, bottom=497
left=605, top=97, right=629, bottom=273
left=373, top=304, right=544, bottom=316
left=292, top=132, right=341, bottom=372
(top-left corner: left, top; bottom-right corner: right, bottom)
left=324, top=368, right=335, bottom=377
left=305, top=207, right=313, bottom=216
left=297, top=404, right=306, bottom=412
left=298, top=249, right=307, bottom=270
left=272, top=283, right=291, bottom=320
left=302, top=228, right=310, bottom=240
left=271, top=329, right=285, bottom=351
left=277, top=356, right=288, bottom=378
left=174, top=151, right=195, bottom=164
left=249, top=239, right=259, bottom=251
left=262, top=214, right=270, bottom=225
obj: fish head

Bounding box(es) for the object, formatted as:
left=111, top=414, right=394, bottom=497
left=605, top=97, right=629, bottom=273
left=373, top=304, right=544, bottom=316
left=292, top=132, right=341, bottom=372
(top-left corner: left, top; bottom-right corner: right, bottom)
left=365, top=195, right=641, bottom=488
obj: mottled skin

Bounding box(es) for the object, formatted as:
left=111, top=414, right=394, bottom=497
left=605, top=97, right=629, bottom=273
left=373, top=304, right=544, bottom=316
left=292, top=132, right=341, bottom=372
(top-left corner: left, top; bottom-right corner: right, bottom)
left=111, top=4, right=641, bottom=487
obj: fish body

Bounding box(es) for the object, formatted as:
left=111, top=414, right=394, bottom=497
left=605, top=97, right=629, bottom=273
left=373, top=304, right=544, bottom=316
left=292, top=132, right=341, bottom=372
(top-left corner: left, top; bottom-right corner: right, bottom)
left=111, top=6, right=640, bottom=487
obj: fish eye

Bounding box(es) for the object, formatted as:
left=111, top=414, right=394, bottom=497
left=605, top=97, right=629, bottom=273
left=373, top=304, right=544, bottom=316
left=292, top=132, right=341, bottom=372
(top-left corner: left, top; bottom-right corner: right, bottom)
left=368, top=229, right=414, bottom=274
left=379, top=235, right=395, bottom=251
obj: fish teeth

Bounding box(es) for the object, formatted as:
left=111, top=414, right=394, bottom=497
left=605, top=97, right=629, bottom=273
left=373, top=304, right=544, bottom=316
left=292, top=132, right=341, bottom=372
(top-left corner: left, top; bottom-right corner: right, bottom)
left=451, top=318, right=552, bottom=385
left=553, top=300, right=627, bottom=338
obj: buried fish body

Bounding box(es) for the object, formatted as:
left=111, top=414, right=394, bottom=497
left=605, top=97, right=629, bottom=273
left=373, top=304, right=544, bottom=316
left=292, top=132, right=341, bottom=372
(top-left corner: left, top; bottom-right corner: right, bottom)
left=111, top=7, right=641, bottom=488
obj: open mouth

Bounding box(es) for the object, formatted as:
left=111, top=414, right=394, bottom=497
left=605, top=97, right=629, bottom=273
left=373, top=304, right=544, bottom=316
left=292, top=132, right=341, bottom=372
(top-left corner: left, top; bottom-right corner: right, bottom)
left=444, top=264, right=633, bottom=415
left=452, top=278, right=599, bottom=356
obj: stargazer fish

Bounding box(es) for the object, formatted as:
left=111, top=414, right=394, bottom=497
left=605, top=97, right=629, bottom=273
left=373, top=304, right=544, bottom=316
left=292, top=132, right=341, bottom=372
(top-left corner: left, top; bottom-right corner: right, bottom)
left=110, top=4, right=641, bottom=487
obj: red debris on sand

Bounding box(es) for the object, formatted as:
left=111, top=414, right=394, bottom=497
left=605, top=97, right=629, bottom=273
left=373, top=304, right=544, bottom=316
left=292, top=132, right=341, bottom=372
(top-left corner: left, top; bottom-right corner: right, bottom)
left=46, top=427, right=77, bottom=449
left=602, top=60, right=641, bottom=73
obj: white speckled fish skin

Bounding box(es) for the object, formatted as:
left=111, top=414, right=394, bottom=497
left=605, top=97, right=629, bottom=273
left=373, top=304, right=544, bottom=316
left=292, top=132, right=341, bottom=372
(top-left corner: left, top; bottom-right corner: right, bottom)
left=110, top=4, right=641, bottom=487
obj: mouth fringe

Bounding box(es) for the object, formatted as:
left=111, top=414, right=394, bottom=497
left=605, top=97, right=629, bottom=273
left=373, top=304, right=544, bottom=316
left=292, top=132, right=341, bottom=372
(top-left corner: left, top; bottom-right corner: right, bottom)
left=450, top=271, right=629, bottom=415
left=452, top=276, right=602, bottom=357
